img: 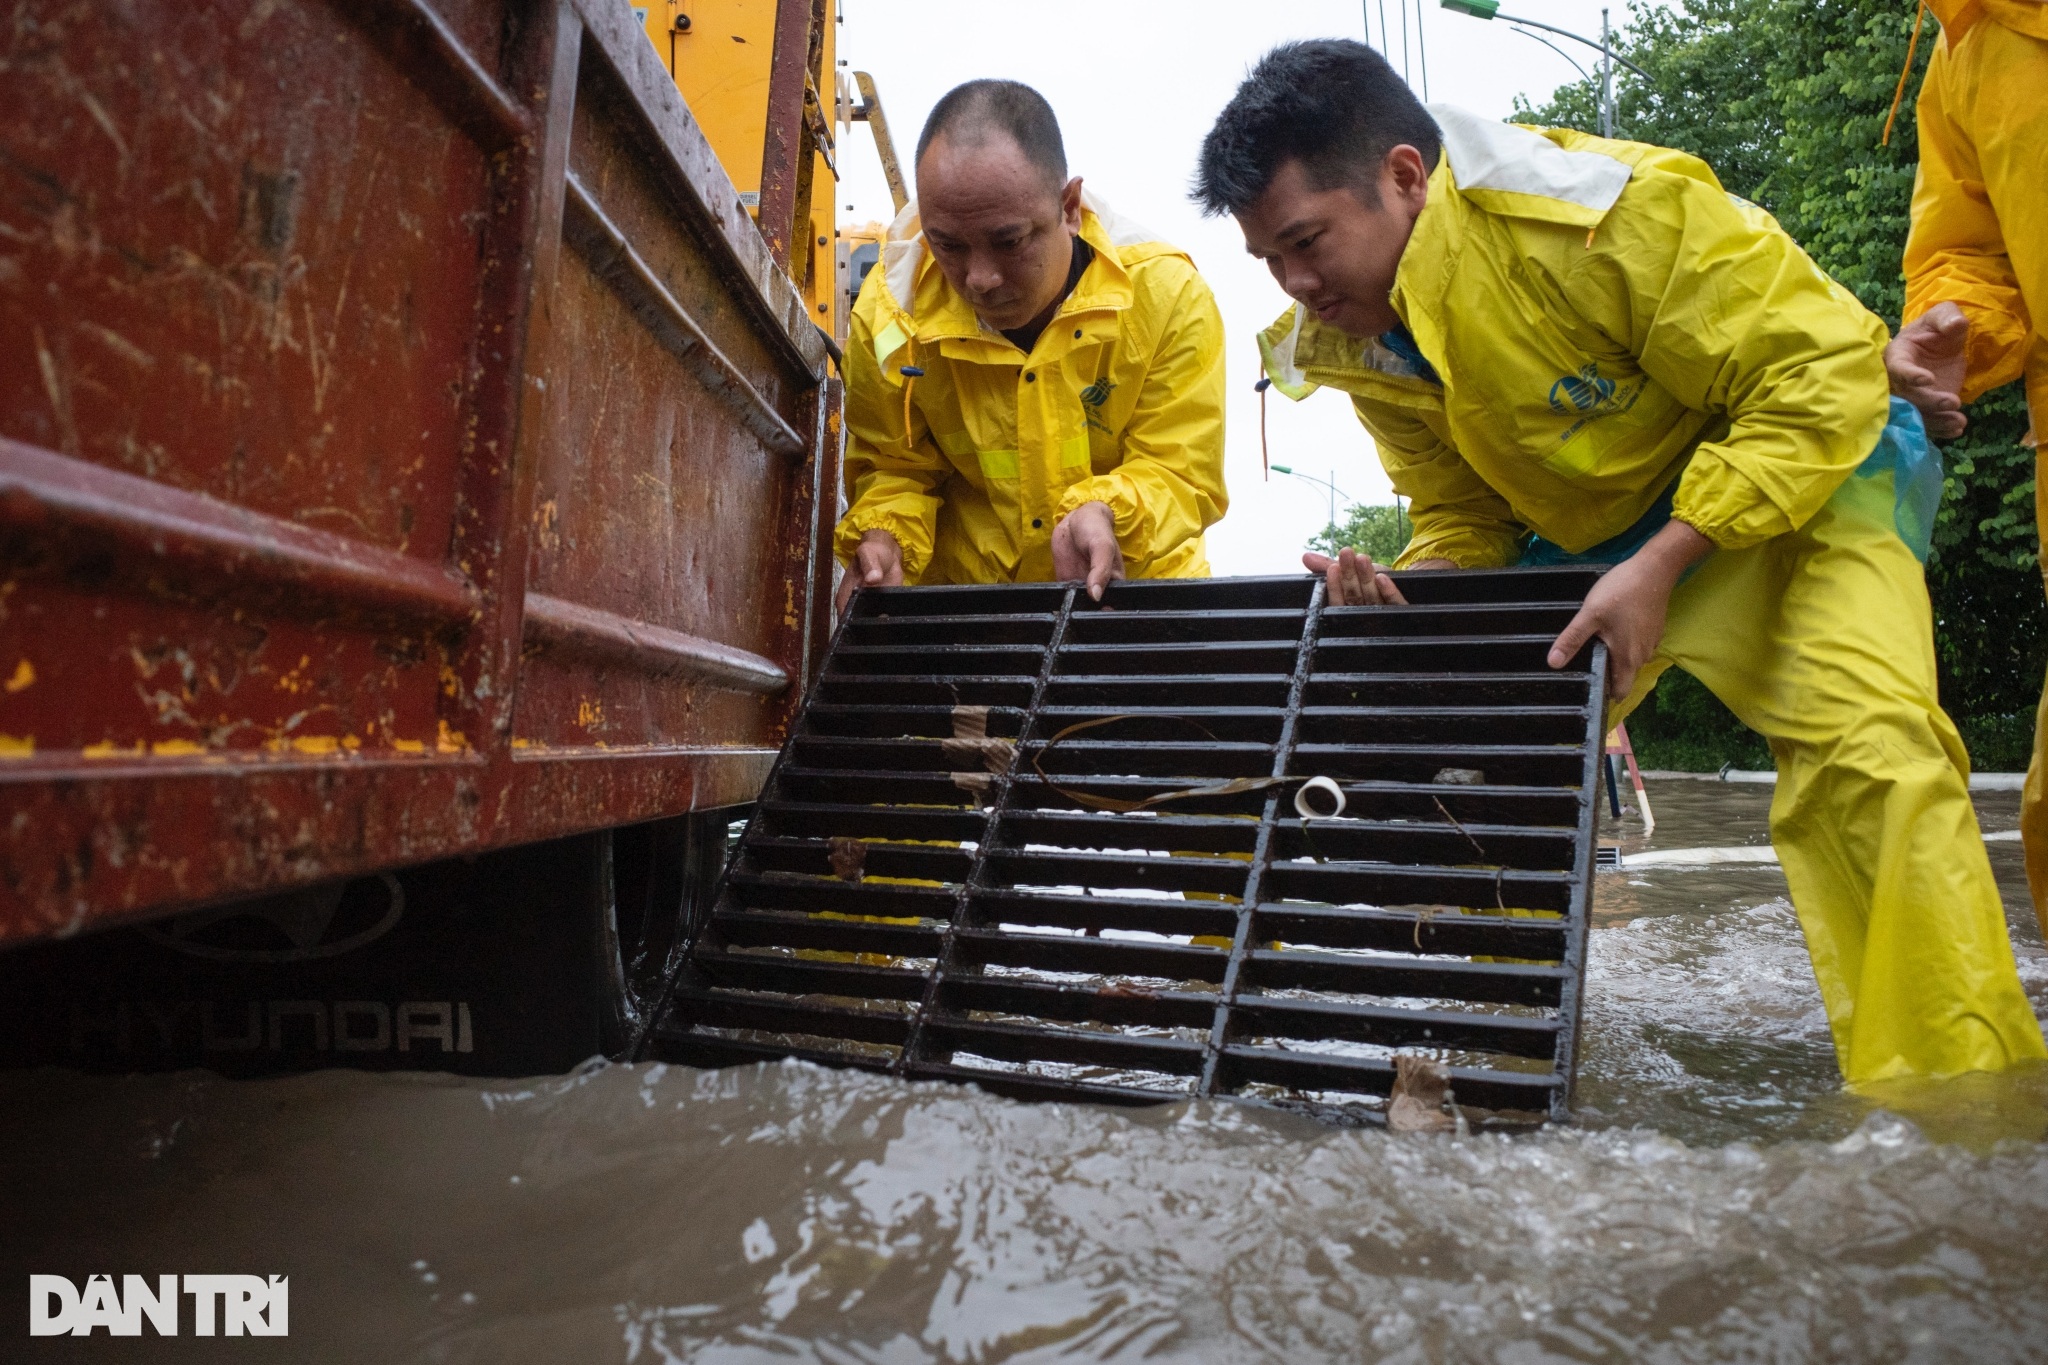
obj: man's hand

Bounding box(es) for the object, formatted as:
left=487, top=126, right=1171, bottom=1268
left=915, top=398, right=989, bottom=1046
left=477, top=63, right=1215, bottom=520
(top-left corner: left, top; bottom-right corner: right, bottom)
left=1885, top=301, right=1970, bottom=439
left=834, top=529, right=904, bottom=615
left=1052, top=500, right=1125, bottom=601
left=1547, top=520, right=1714, bottom=697
left=1304, top=549, right=1455, bottom=605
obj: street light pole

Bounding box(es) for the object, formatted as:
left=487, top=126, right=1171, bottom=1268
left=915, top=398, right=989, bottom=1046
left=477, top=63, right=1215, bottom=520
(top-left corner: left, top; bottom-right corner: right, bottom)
left=1269, top=464, right=1355, bottom=550
left=1270, top=466, right=1356, bottom=508
left=1440, top=0, right=1652, bottom=111
left=1272, top=465, right=1414, bottom=557
left=1600, top=7, right=1614, bottom=138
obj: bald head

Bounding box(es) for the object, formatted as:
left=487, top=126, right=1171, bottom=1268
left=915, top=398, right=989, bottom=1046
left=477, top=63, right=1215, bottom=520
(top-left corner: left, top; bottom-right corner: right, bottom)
left=915, top=79, right=1067, bottom=191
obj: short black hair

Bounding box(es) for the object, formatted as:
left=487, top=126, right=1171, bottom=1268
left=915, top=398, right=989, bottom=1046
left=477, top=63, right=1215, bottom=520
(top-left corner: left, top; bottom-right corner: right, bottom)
left=915, top=79, right=1068, bottom=189
left=1193, top=39, right=1441, bottom=216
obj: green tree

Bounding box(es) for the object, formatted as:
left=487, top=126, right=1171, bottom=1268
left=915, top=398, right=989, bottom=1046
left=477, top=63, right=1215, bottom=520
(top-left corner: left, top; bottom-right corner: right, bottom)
left=1511, top=0, right=1780, bottom=207
left=1309, top=501, right=1413, bottom=563
left=1516, top=0, right=2040, bottom=769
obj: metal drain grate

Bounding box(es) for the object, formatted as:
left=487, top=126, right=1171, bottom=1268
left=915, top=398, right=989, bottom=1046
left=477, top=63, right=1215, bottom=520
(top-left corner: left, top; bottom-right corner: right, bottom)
left=647, top=569, right=1609, bottom=1125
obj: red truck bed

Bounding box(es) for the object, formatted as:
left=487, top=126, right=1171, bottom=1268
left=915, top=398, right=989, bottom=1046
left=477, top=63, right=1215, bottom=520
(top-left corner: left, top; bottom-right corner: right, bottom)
left=0, top=0, right=838, bottom=945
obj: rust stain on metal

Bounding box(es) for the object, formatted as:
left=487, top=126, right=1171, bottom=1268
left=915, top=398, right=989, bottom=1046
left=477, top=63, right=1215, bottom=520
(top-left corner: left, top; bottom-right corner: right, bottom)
left=754, top=0, right=828, bottom=270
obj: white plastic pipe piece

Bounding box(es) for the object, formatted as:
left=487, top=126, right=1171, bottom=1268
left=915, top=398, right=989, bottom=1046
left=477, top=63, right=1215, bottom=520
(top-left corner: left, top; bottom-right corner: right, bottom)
left=1294, top=775, right=1347, bottom=820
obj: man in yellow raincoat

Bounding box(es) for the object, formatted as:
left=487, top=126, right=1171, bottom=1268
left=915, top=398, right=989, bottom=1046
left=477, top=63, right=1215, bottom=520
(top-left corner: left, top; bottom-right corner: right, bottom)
left=1196, top=39, right=2044, bottom=1084
left=833, top=80, right=1226, bottom=608
left=1887, top=0, right=2048, bottom=935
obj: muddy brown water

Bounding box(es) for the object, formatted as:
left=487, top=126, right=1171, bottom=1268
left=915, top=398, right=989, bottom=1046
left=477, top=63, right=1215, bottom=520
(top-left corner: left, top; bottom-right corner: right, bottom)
left=5, top=782, right=2047, bottom=1362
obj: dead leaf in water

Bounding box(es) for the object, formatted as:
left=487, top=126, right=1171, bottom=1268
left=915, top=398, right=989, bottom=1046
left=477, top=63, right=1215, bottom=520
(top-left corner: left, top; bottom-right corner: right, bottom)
left=1387, top=1055, right=1455, bottom=1134
left=827, top=837, right=867, bottom=882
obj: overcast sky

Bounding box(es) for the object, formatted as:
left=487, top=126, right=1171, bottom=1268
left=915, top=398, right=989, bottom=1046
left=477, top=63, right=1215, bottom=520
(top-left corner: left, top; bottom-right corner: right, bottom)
left=831, top=0, right=1629, bottom=575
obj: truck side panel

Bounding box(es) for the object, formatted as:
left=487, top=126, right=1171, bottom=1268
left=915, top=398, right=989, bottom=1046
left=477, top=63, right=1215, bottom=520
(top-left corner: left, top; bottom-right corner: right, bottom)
left=0, top=0, right=836, bottom=945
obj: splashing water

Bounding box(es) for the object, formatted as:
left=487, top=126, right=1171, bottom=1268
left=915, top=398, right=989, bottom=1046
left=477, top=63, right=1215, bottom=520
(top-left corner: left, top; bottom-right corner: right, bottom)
left=3, top=782, right=2045, bottom=1362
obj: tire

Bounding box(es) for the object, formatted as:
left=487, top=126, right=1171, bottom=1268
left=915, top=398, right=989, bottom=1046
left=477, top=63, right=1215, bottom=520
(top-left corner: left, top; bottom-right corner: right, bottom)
left=597, top=808, right=734, bottom=1060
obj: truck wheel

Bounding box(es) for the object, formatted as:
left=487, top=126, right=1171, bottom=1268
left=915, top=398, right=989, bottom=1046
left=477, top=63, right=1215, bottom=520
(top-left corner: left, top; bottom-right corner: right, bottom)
left=597, top=809, right=733, bottom=1060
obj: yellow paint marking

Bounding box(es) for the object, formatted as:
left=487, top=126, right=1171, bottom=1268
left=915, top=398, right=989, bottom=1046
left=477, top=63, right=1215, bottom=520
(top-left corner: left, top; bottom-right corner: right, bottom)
left=435, top=721, right=468, bottom=753
left=274, top=656, right=314, bottom=695
left=391, top=738, right=427, bottom=754
left=150, top=739, right=206, bottom=756
left=82, top=740, right=145, bottom=759
left=290, top=736, right=341, bottom=755
left=3, top=660, right=34, bottom=693
left=0, top=734, right=33, bottom=759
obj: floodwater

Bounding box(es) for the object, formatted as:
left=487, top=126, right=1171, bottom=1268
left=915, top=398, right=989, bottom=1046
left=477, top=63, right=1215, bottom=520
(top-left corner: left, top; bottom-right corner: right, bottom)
left=6, top=782, right=2048, bottom=1363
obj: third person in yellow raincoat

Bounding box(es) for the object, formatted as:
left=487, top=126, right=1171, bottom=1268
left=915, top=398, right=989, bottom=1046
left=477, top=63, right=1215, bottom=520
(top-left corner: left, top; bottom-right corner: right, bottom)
left=834, top=79, right=1226, bottom=609
left=1887, top=0, right=2048, bottom=936
left=1196, top=38, right=2044, bottom=1085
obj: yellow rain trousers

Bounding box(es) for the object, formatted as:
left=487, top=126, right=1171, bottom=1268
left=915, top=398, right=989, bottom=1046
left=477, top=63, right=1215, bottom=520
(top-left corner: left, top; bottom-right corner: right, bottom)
left=835, top=193, right=1226, bottom=584
left=1261, top=105, right=2046, bottom=1083
left=1905, top=2, right=2048, bottom=935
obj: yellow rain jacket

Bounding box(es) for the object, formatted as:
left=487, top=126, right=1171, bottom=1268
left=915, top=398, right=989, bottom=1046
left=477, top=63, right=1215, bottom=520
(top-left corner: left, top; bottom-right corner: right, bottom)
left=1907, top=0, right=2047, bottom=426
left=1260, top=106, right=1895, bottom=566
left=836, top=193, right=1226, bottom=584
left=1904, top=1, right=2048, bottom=928
left=1261, top=106, right=2045, bottom=1084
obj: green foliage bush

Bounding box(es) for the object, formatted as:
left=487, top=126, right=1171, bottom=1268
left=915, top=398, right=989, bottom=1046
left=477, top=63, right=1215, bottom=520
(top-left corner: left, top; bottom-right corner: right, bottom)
left=1623, top=669, right=1773, bottom=772
left=1511, top=0, right=2042, bottom=771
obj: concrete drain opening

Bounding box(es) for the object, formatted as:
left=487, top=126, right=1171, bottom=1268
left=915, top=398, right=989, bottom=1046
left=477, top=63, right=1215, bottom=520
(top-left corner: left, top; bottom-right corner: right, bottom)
left=648, top=570, right=1610, bottom=1126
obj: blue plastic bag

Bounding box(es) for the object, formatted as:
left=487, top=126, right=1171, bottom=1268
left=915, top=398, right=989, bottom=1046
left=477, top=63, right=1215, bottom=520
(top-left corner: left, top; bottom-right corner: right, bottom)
left=1854, top=396, right=1944, bottom=563
left=1521, top=396, right=1944, bottom=568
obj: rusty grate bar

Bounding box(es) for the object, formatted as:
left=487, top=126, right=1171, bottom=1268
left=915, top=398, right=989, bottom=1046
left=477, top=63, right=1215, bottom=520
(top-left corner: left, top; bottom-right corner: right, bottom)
left=648, top=569, right=1608, bottom=1125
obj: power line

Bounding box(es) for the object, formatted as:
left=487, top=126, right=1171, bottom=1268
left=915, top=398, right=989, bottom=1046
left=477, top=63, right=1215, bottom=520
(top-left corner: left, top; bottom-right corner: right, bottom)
left=1417, top=0, right=1430, bottom=98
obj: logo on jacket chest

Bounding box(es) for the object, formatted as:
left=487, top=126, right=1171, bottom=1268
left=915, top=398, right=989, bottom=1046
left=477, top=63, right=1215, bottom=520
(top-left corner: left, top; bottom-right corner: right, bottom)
left=1079, top=376, right=1117, bottom=437
left=1547, top=363, right=1627, bottom=416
